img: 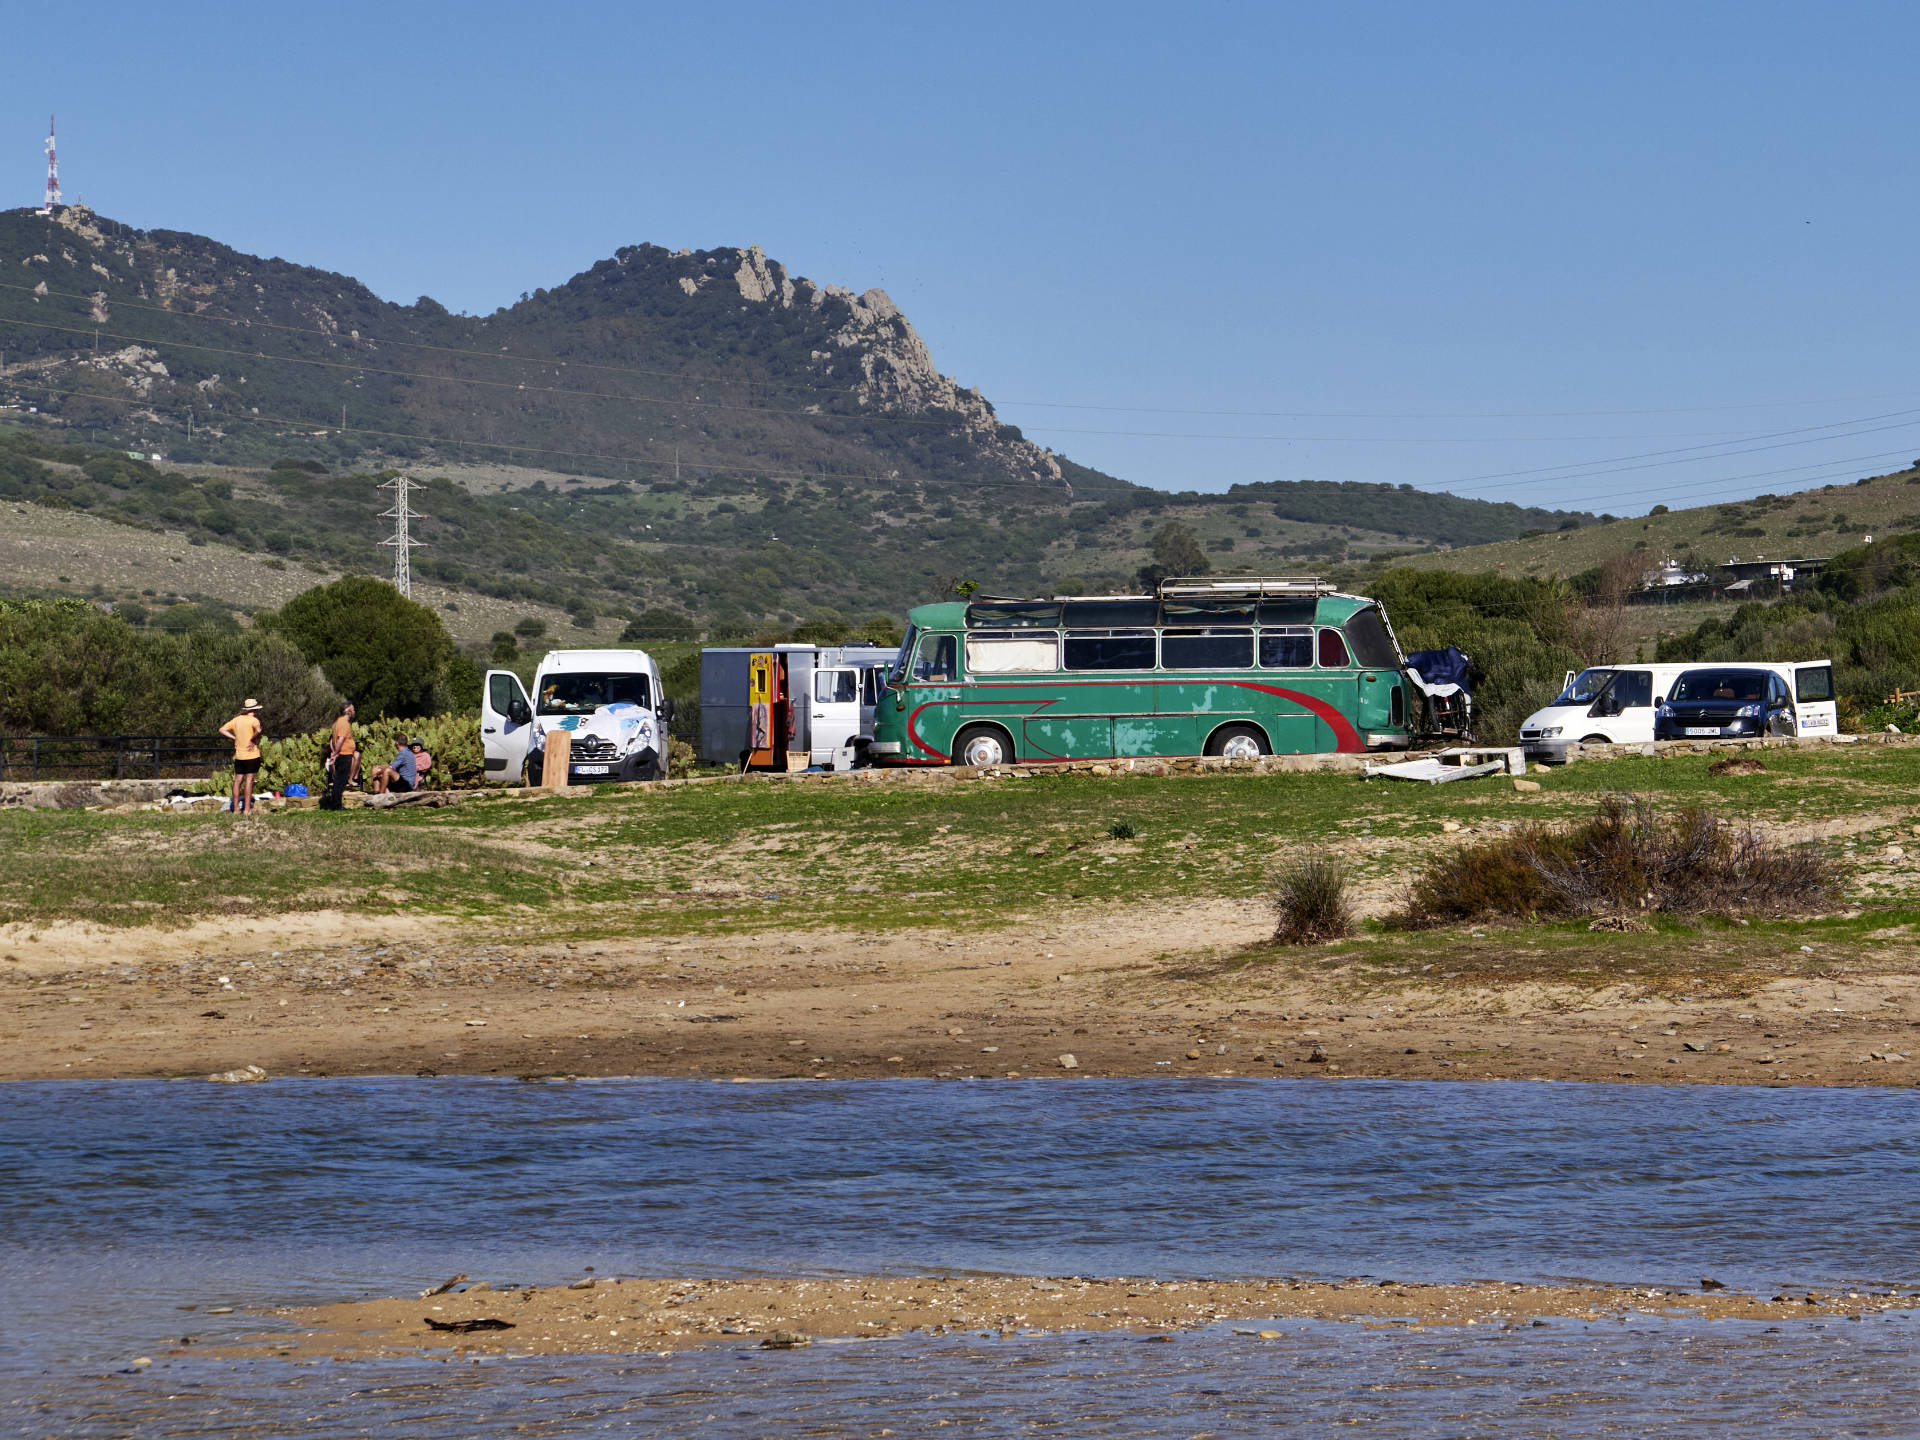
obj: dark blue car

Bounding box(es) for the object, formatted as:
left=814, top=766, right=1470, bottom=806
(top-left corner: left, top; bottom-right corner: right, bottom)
left=1654, top=667, right=1797, bottom=740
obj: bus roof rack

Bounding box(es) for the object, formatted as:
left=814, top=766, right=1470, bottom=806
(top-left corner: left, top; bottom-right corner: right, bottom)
left=1155, top=576, right=1336, bottom=599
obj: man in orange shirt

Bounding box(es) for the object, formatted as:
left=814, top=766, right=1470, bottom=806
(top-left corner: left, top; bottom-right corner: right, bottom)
left=321, top=700, right=358, bottom=810
left=218, top=698, right=265, bottom=815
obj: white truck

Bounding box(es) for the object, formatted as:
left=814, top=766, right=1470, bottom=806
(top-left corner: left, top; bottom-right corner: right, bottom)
left=482, top=647, right=670, bottom=785
left=698, top=643, right=897, bottom=770
left=1518, top=658, right=1838, bottom=763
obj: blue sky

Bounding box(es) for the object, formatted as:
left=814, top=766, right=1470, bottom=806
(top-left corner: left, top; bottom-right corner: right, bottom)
left=8, top=2, right=1920, bottom=513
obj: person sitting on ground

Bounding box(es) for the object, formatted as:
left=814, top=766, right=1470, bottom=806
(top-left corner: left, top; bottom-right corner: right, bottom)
left=367, top=739, right=420, bottom=795
left=409, top=739, right=433, bottom=786
left=321, top=700, right=358, bottom=809
left=218, top=698, right=266, bottom=815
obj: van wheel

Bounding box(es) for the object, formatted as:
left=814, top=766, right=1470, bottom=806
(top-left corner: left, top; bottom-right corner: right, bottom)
left=953, top=725, right=1012, bottom=767
left=1206, top=724, right=1270, bottom=761
left=1580, top=734, right=1611, bottom=746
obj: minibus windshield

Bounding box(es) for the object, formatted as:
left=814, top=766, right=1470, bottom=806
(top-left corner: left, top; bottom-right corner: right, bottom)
left=1552, top=669, right=1617, bottom=706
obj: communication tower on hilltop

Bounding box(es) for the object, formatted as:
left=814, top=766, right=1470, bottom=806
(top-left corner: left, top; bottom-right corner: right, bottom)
left=378, top=475, right=426, bottom=597
left=37, top=116, right=61, bottom=215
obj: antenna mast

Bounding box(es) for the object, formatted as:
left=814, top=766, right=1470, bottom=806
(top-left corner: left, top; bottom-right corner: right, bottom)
left=39, top=116, right=61, bottom=215
left=378, top=475, right=425, bottom=598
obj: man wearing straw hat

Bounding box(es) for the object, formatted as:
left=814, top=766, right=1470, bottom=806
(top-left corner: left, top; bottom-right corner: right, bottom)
left=218, top=698, right=266, bottom=815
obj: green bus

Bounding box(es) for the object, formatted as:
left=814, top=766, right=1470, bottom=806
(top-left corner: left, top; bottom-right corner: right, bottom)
left=870, top=577, right=1414, bottom=767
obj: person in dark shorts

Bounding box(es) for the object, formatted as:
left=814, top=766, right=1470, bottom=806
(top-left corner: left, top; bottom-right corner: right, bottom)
left=368, top=737, right=422, bottom=795
left=218, top=698, right=266, bottom=815
left=321, top=701, right=358, bottom=810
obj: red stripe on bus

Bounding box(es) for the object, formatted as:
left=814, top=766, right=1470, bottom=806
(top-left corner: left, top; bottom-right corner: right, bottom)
left=901, top=678, right=1365, bottom=761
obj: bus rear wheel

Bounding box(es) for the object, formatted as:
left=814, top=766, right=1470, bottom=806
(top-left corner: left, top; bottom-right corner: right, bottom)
left=952, top=724, right=1013, bottom=768
left=1205, top=724, right=1269, bottom=761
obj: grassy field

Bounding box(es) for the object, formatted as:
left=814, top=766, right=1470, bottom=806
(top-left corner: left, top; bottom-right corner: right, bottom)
left=4, top=744, right=1917, bottom=949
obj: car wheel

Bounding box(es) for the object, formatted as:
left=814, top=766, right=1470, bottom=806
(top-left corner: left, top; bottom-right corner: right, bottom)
left=1206, top=723, right=1270, bottom=761
left=953, top=725, right=1012, bottom=767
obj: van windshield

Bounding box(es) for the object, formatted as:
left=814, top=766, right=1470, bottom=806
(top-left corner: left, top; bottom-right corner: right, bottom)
left=1553, top=669, right=1617, bottom=706
left=537, top=672, right=651, bottom=715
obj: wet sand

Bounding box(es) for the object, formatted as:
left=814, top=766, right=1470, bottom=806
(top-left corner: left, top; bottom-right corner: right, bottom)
left=4, top=898, right=1920, bottom=1086
left=234, top=1274, right=1920, bottom=1361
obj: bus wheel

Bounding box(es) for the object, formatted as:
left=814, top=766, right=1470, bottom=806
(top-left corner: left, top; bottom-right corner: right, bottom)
left=953, top=725, right=1012, bottom=767
left=1205, top=724, right=1269, bottom=761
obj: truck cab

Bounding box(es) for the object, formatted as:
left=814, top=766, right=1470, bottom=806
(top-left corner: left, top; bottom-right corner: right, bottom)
left=482, top=647, right=669, bottom=784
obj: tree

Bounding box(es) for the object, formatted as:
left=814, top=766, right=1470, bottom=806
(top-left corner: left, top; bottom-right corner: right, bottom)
left=267, top=576, right=455, bottom=718
left=491, top=631, right=519, bottom=663
left=1152, top=521, right=1211, bottom=576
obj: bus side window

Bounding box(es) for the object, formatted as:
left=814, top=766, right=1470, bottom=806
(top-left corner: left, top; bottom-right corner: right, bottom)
left=1317, top=628, right=1350, bottom=667
left=1259, top=631, right=1312, bottom=667
left=912, top=634, right=957, bottom=683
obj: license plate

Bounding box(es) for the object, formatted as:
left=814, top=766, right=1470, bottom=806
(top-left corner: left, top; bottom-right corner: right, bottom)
left=573, top=764, right=611, bottom=775
left=1684, top=727, right=1720, bottom=737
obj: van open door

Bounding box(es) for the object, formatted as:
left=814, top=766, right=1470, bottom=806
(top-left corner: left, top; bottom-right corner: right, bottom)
left=483, top=669, right=535, bottom=784
left=1791, top=661, right=1838, bottom=736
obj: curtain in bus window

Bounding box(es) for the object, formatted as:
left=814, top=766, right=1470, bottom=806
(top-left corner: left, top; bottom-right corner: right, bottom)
left=1161, top=628, right=1253, bottom=670
left=966, top=634, right=1060, bottom=673
left=912, top=634, right=958, bottom=683
left=1796, top=665, right=1834, bottom=702
left=1064, top=630, right=1156, bottom=670
left=1317, top=629, right=1351, bottom=667
left=1259, top=631, right=1313, bottom=668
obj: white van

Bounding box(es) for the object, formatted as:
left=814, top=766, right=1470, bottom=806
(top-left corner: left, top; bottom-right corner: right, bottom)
left=483, top=648, right=669, bottom=784
left=1520, top=658, right=1838, bottom=762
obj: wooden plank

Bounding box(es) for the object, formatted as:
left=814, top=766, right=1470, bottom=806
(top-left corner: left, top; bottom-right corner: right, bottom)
left=542, top=730, right=572, bottom=789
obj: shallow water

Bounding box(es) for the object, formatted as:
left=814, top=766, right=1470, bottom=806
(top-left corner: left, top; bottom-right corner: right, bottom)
left=5, top=1077, right=1919, bottom=1434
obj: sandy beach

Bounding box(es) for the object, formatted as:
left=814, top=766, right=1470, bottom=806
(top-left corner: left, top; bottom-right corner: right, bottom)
left=6, top=896, right=1919, bottom=1086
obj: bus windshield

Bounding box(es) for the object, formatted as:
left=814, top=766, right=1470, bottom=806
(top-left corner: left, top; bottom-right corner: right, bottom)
left=537, top=672, right=651, bottom=715
left=1552, top=669, right=1617, bottom=706
left=888, top=625, right=919, bottom=688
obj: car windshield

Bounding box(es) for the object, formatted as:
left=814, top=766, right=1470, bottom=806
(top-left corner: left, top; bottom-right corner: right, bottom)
left=1552, top=669, right=1616, bottom=706
left=537, top=672, right=651, bottom=715
left=1670, top=670, right=1769, bottom=703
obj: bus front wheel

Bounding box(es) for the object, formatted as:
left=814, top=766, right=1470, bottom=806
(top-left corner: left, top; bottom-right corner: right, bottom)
left=953, top=725, right=1013, bottom=767
left=1205, top=724, right=1270, bottom=761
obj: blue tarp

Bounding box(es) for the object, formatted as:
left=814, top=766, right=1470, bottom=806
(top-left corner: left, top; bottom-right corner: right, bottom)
left=1405, top=646, right=1472, bottom=693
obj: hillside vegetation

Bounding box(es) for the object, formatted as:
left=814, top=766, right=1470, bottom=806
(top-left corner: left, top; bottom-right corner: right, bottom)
left=1, top=205, right=1598, bottom=625
left=1384, top=463, right=1920, bottom=583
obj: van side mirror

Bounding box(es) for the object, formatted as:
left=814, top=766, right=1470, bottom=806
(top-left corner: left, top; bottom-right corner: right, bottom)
left=508, top=699, right=531, bottom=725
left=1654, top=695, right=1664, bottom=705
left=659, top=697, right=676, bottom=723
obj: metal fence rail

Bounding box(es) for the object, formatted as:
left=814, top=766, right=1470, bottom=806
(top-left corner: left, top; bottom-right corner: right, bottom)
left=0, top=735, right=231, bottom=782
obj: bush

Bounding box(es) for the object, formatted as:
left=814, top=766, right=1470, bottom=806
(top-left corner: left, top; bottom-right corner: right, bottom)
left=622, top=608, right=698, bottom=642
left=1394, top=795, right=1838, bottom=927
left=514, top=617, right=547, bottom=639
left=1272, top=853, right=1352, bottom=944
left=257, top=712, right=485, bottom=794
